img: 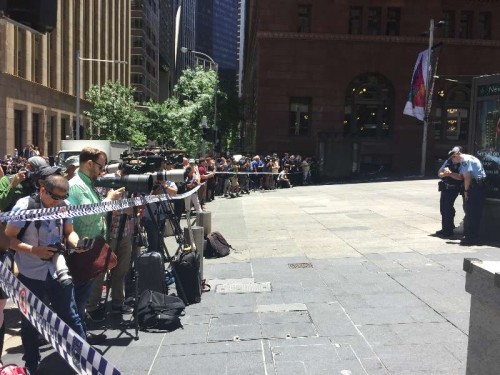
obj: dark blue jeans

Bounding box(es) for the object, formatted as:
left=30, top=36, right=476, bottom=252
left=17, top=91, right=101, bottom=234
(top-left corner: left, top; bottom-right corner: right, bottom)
left=74, top=280, right=93, bottom=336
left=142, top=217, right=165, bottom=253
left=440, top=189, right=460, bottom=232
left=464, top=185, right=486, bottom=241
left=18, top=272, right=85, bottom=369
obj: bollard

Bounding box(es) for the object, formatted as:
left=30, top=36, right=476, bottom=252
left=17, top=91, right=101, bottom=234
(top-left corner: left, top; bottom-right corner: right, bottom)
left=164, top=219, right=175, bottom=237
left=184, top=226, right=205, bottom=281
left=463, top=258, right=500, bottom=374
left=196, top=211, right=212, bottom=236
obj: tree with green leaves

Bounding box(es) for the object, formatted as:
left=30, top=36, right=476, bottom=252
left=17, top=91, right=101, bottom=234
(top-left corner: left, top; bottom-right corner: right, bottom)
left=84, top=81, right=147, bottom=147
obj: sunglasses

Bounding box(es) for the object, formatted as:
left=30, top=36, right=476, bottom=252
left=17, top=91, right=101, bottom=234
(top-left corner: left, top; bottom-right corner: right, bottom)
left=93, top=160, right=105, bottom=171
left=46, top=189, right=69, bottom=201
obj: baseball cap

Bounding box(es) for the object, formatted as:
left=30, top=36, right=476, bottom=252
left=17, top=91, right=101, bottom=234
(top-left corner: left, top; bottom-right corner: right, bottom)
left=448, top=146, right=462, bottom=158
left=188, top=158, right=195, bottom=163
left=63, top=155, right=80, bottom=171
left=34, top=165, right=62, bottom=179
left=28, top=156, right=49, bottom=172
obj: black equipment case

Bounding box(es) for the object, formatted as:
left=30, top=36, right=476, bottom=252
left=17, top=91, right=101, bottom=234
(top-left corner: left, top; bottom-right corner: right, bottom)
left=136, top=251, right=166, bottom=295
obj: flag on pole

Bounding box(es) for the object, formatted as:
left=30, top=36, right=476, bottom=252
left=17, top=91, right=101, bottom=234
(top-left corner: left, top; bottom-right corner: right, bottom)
left=403, top=50, right=429, bottom=121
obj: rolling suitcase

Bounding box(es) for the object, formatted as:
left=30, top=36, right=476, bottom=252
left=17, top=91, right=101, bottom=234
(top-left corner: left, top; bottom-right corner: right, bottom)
left=136, top=251, right=166, bottom=295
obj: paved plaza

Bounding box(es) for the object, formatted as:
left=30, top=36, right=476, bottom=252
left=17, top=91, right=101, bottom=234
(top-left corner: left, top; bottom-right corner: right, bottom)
left=4, top=178, right=499, bottom=374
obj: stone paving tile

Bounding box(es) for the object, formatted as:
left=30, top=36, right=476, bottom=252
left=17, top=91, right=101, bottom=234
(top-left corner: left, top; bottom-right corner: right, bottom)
left=359, top=322, right=467, bottom=347
left=373, top=343, right=465, bottom=374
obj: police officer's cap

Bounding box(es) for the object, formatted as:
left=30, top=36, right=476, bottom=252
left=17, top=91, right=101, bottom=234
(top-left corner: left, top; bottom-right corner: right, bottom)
left=448, top=146, right=462, bottom=158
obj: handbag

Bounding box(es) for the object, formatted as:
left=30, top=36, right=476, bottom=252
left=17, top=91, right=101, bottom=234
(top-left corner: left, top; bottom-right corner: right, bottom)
left=67, top=235, right=117, bottom=285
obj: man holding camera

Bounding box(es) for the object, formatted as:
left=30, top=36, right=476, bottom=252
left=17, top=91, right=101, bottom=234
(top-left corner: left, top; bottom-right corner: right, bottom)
left=5, top=174, right=86, bottom=374
left=68, top=147, right=124, bottom=342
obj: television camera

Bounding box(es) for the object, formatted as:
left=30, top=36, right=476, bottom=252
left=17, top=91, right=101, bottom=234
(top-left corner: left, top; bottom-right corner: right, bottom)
left=94, top=148, right=186, bottom=193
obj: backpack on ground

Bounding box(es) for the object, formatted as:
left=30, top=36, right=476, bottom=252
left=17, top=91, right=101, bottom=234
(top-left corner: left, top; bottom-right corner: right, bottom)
left=172, top=246, right=201, bottom=305
left=205, top=231, right=232, bottom=258
left=136, top=289, right=185, bottom=331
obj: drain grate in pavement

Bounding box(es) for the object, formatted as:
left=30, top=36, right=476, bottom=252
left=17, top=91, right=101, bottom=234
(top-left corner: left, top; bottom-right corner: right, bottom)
left=216, top=282, right=271, bottom=294
left=288, top=262, right=313, bottom=269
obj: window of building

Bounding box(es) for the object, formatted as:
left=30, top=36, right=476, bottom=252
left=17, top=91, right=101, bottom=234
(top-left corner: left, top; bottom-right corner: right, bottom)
left=61, top=118, right=67, bottom=141
left=348, top=7, right=362, bottom=35
left=367, top=7, right=382, bottom=35
left=132, top=36, right=144, bottom=48
left=32, top=35, right=41, bottom=83
left=132, top=55, right=144, bottom=66
left=386, top=7, right=401, bottom=36
left=459, top=11, right=473, bottom=39
left=479, top=12, right=492, bottom=39
left=14, top=110, right=23, bottom=151
left=434, top=86, right=470, bottom=141
left=131, top=0, right=143, bottom=10
left=289, top=97, right=311, bottom=136
left=132, top=18, right=143, bottom=29
left=14, top=28, right=25, bottom=78
left=32, top=113, right=40, bottom=146
left=442, top=10, right=455, bottom=38
left=344, top=73, right=394, bottom=138
left=298, top=5, right=311, bottom=33
left=132, top=73, right=145, bottom=84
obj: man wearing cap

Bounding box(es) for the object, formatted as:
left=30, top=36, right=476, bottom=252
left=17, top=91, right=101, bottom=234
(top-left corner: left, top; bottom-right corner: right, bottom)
left=448, top=146, right=487, bottom=245
left=0, top=156, right=61, bottom=212
left=435, top=148, right=464, bottom=238
left=63, top=155, right=80, bottom=180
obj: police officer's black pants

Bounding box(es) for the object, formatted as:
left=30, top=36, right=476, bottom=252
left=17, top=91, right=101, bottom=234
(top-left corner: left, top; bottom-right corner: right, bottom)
left=440, top=189, right=459, bottom=232
left=464, top=185, right=486, bottom=241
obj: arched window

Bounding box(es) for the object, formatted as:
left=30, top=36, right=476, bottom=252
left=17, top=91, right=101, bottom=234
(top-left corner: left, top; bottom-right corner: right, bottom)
left=344, top=73, right=394, bottom=138
left=433, top=85, right=470, bottom=141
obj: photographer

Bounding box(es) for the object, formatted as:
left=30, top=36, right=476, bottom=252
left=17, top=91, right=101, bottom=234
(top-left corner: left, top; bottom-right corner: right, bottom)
left=141, top=180, right=178, bottom=253
left=68, top=147, right=124, bottom=342
left=0, top=156, right=58, bottom=212
left=4, top=174, right=86, bottom=374
left=184, top=166, right=202, bottom=213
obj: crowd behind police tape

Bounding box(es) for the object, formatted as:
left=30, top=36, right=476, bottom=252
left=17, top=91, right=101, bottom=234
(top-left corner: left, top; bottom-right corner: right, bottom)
left=0, top=146, right=319, bottom=371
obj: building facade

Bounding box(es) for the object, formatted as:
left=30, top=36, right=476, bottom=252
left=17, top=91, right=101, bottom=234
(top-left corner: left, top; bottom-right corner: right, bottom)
left=196, top=0, right=239, bottom=91
left=0, top=0, right=130, bottom=158
left=131, top=0, right=160, bottom=102
left=242, top=0, right=500, bottom=177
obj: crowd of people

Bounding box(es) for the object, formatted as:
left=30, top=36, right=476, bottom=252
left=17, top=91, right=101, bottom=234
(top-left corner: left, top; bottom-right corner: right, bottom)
left=0, top=145, right=319, bottom=372
left=183, top=153, right=319, bottom=209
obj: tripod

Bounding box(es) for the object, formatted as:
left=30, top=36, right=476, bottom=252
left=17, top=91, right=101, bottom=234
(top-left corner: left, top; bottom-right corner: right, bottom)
left=132, top=185, right=194, bottom=339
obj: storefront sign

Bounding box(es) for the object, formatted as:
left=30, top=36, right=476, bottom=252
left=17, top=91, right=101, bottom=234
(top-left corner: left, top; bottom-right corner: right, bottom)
left=478, top=83, right=500, bottom=98
left=477, top=149, right=500, bottom=199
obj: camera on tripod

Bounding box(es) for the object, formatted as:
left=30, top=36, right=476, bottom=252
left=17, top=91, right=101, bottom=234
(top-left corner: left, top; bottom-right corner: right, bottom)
left=95, top=148, right=186, bottom=193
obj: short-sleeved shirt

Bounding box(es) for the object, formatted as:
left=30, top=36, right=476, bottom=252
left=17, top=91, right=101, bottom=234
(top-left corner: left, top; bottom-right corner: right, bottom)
left=439, top=159, right=462, bottom=186
left=142, top=180, right=177, bottom=220
left=8, top=196, right=72, bottom=280
left=459, top=155, right=486, bottom=180
left=68, top=169, right=107, bottom=239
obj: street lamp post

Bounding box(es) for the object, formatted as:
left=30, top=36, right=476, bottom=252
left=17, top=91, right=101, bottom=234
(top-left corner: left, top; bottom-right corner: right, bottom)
left=420, top=20, right=445, bottom=176
left=75, top=50, right=127, bottom=140
left=180, top=47, right=218, bottom=153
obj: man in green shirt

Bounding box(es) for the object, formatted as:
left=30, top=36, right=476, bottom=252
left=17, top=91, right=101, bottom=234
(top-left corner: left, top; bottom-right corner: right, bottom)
left=68, top=147, right=124, bottom=344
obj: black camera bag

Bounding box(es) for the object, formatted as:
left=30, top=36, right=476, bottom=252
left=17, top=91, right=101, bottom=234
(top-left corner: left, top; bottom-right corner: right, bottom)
left=173, top=247, right=201, bottom=305
left=205, top=231, right=232, bottom=258
left=136, top=289, right=185, bottom=331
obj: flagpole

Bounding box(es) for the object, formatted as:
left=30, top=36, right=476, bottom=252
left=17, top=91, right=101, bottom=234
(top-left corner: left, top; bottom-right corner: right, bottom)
left=420, top=19, right=434, bottom=176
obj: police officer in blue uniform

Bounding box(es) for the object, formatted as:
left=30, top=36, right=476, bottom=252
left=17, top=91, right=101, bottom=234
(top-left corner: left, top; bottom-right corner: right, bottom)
left=436, top=148, right=464, bottom=237
left=449, top=146, right=487, bottom=245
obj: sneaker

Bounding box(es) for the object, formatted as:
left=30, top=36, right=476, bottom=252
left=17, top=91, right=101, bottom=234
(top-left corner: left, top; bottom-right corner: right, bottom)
left=111, top=304, right=133, bottom=315
left=87, top=332, right=107, bottom=345
left=86, top=308, right=106, bottom=322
